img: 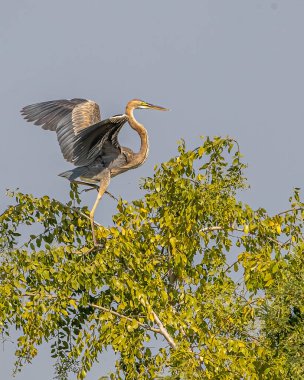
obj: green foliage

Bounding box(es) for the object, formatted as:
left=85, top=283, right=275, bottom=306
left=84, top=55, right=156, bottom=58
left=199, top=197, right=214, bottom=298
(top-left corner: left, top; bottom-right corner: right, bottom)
left=261, top=246, right=304, bottom=379
left=0, top=136, right=303, bottom=379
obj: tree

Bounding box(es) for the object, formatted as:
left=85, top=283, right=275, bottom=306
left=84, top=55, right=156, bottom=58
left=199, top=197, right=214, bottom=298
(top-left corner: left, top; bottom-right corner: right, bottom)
left=0, top=136, right=303, bottom=379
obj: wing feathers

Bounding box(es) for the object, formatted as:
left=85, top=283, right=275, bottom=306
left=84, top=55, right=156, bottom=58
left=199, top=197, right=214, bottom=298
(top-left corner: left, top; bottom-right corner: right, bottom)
left=21, top=98, right=128, bottom=168
left=72, top=115, right=128, bottom=166
left=21, top=99, right=88, bottom=131
left=72, top=100, right=101, bottom=135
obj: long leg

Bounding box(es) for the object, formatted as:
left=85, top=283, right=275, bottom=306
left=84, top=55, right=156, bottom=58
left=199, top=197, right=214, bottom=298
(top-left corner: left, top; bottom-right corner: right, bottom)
left=72, top=180, right=99, bottom=192
left=90, top=170, right=111, bottom=246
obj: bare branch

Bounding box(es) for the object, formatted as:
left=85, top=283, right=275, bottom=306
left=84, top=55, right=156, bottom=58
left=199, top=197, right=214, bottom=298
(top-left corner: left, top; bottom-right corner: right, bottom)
left=200, top=226, right=224, bottom=233
left=151, top=310, right=176, bottom=349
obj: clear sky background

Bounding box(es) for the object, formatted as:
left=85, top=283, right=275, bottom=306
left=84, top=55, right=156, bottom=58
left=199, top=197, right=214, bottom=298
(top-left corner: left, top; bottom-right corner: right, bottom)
left=1, top=1, right=304, bottom=378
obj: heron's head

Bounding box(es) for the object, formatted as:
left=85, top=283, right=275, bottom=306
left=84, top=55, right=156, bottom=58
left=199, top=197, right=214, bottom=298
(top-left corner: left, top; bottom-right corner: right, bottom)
left=127, top=99, right=169, bottom=112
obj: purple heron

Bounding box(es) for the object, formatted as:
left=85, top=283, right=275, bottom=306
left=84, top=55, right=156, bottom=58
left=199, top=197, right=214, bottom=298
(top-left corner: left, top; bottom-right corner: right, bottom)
left=21, top=98, right=168, bottom=245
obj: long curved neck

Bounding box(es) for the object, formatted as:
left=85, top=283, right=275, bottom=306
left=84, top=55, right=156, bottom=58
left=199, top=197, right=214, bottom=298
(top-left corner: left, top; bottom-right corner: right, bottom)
left=125, top=103, right=149, bottom=167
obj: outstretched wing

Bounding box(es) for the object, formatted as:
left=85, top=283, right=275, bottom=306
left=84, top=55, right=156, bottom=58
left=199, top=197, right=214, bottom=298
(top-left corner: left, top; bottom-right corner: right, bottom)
left=21, top=98, right=129, bottom=167
left=70, top=115, right=129, bottom=166
left=21, top=98, right=101, bottom=132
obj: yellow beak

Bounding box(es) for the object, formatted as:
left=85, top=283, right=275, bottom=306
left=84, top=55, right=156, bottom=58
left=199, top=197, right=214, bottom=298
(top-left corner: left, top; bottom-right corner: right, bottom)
left=144, top=102, right=169, bottom=111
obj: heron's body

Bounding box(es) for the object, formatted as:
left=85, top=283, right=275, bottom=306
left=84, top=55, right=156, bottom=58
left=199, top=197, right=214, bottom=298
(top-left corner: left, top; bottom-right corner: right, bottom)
left=21, top=98, right=167, bottom=245
left=59, top=119, right=142, bottom=184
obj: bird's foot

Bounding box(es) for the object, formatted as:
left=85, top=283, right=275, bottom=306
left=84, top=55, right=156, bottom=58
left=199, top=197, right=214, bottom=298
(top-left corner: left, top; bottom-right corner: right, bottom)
left=81, top=187, right=98, bottom=193
left=105, top=191, right=118, bottom=201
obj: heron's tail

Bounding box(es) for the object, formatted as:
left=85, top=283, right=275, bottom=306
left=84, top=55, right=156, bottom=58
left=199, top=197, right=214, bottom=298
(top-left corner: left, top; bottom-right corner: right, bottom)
left=58, top=167, right=88, bottom=181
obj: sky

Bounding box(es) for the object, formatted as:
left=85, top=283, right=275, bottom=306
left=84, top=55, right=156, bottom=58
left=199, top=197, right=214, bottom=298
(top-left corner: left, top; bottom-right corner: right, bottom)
left=1, top=0, right=304, bottom=378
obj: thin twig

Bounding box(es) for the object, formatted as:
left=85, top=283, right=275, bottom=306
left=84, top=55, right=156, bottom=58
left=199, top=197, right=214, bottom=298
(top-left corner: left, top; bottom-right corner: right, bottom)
left=201, top=225, right=285, bottom=248
left=200, top=226, right=224, bottom=233
left=276, top=207, right=303, bottom=216
left=263, top=235, right=284, bottom=248
left=89, top=303, right=161, bottom=334
left=223, top=259, right=239, bottom=274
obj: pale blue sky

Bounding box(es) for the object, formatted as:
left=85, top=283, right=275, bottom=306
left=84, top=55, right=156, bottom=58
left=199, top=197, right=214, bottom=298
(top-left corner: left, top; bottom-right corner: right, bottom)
left=1, top=1, right=304, bottom=378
